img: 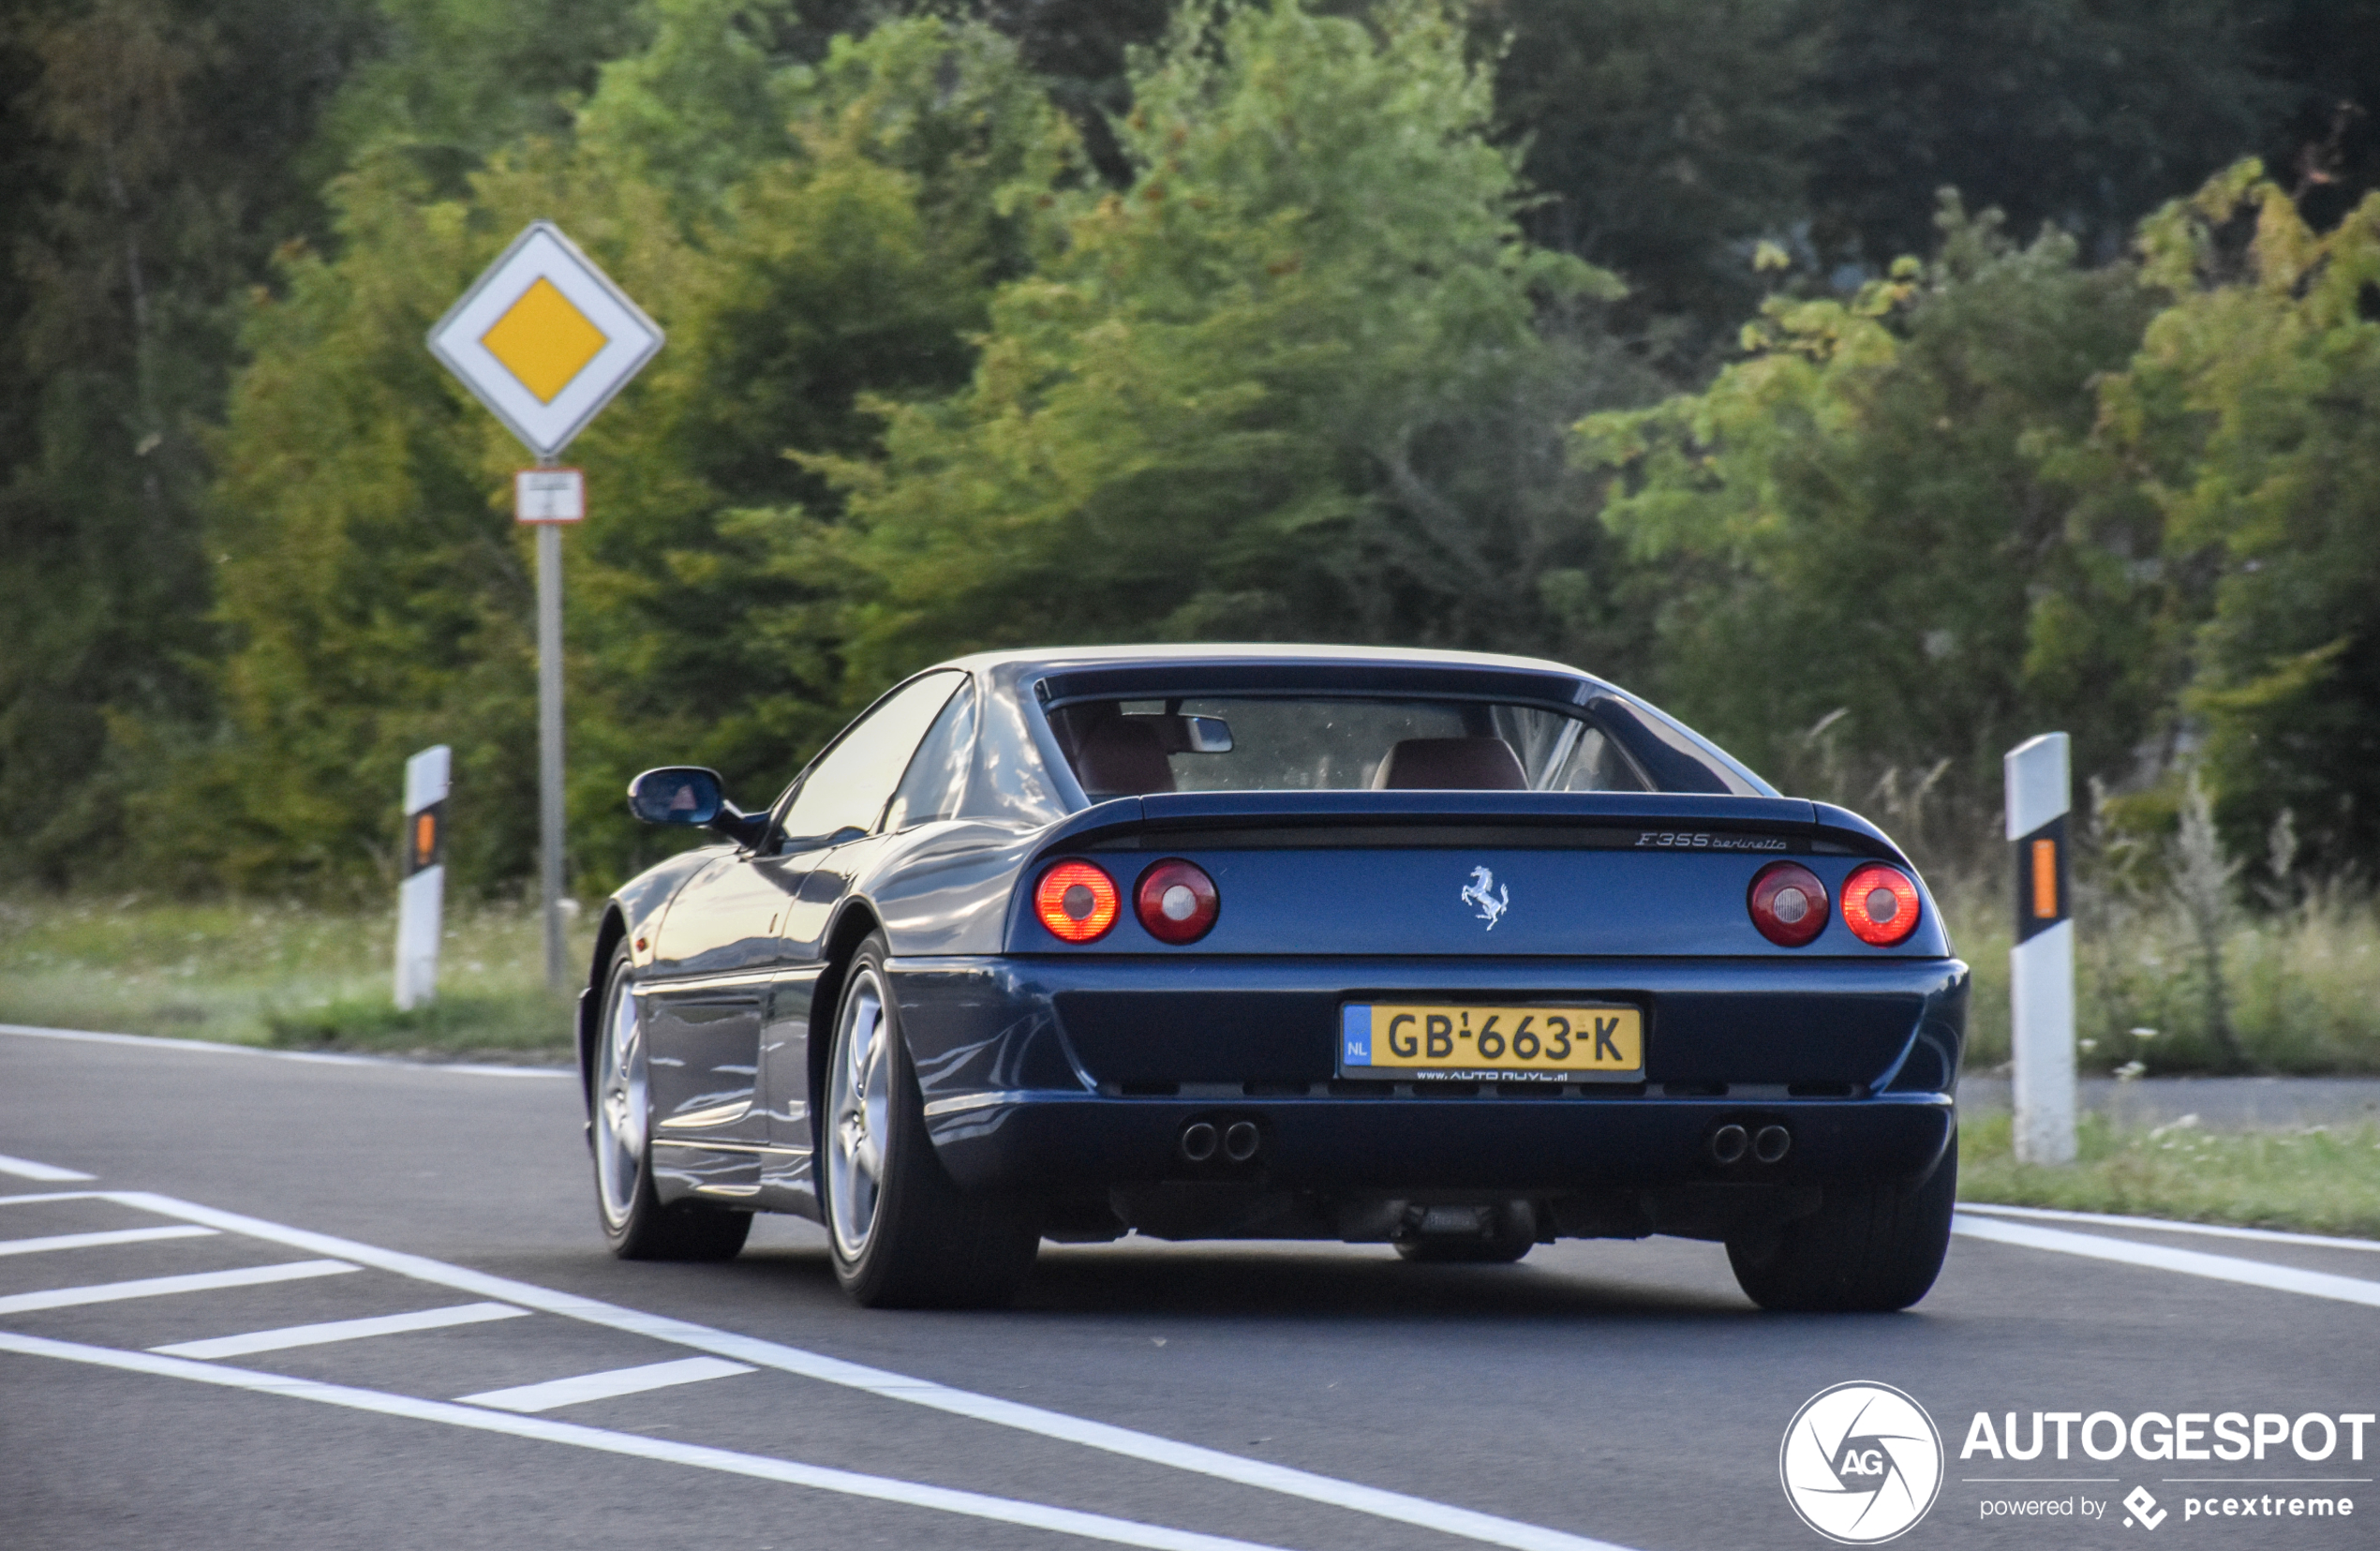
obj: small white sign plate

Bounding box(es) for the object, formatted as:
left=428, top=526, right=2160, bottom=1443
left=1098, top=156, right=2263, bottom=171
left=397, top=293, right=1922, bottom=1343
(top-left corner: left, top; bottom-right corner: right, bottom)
left=427, top=221, right=662, bottom=460
left=515, top=468, right=586, bottom=523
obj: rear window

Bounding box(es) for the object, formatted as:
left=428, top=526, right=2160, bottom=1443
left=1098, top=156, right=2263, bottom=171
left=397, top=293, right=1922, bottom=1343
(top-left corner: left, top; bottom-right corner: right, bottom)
left=1045, top=694, right=1758, bottom=799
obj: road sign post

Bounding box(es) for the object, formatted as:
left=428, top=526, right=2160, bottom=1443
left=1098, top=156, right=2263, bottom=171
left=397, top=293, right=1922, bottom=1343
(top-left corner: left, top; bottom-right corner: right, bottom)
left=427, top=223, right=661, bottom=991
left=395, top=745, right=452, bottom=1010
left=2005, top=733, right=2076, bottom=1165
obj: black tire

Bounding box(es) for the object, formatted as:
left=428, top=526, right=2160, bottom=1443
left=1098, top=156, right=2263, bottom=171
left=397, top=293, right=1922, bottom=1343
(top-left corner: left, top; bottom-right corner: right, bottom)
left=819, top=934, right=1038, bottom=1308
left=589, top=945, right=752, bottom=1262
left=1394, top=1201, right=1538, bottom=1263
left=1726, top=1140, right=1957, bottom=1312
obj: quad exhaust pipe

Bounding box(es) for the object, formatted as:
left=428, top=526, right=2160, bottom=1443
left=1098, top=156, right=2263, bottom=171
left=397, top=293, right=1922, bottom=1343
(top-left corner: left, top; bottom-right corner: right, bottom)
left=1709, top=1122, right=1792, bottom=1166
left=1179, top=1118, right=1262, bottom=1165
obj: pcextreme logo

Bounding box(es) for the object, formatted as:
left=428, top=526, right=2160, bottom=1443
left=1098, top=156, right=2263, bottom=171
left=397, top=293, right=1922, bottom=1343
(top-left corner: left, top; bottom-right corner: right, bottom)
left=1781, top=1381, right=1946, bottom=1544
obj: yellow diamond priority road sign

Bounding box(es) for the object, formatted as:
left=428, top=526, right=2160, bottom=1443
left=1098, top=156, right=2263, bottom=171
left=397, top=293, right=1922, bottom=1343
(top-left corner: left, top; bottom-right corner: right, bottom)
left=427, top=221, right=662, bottom=460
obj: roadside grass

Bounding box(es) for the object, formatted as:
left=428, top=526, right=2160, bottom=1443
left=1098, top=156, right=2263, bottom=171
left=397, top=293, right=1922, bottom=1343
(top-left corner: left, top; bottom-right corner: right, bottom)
left=1960, top=1111, right=2380, bottom=1241
left=0, top=894, right=588, bottom=1062
left=1943, top=879, right=2380, bottom=1077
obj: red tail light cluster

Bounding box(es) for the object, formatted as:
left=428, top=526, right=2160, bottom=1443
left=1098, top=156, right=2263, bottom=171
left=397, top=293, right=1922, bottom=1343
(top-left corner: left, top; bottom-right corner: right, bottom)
left=1840, top=863, right=1922, bottom=946
left=1034, top=857, right=1221, bottom=944
left=1034, top=860, right=1119, bottom=942
left=1748, top=858, right=1924, bottom=947
left=1135, top=858, right=1219, bottom=944
left=1748, top=861, right=1830, bottom=947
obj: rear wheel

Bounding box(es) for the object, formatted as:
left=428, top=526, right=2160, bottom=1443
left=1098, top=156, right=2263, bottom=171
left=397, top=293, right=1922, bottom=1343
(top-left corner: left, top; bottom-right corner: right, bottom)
left=591, top=946, right=751, bottom=1261
left=1726, top=1141, right=1956, bottom=1312
left=821, top=934, right=1038, bottom=1307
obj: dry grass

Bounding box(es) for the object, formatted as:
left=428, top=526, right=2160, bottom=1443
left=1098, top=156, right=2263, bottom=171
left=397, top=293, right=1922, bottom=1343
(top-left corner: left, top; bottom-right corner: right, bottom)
left=0, top=893, right=590, bottom=1061
left=1944, top=878, right=2380, bottom=1076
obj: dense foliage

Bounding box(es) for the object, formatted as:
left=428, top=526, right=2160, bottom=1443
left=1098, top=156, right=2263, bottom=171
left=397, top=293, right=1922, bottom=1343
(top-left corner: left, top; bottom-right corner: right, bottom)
left=7, top=0, right=2380, bottom=900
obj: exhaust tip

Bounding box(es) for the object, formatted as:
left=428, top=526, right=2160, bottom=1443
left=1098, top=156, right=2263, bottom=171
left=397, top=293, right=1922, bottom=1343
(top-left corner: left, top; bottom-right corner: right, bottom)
left=1179, top=1121, right=1218, bottom=1163
left=1709, top=1123, right=1748, bottom=1166
left=1753, top=1124, right=1792, bottom=1164
left=1223, top=1120, right=1261, bottom=1163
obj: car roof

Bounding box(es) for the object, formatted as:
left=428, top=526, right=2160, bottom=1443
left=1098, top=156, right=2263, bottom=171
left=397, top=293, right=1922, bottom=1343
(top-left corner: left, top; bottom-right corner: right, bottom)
left=936, top=642, right=1616, bottom=688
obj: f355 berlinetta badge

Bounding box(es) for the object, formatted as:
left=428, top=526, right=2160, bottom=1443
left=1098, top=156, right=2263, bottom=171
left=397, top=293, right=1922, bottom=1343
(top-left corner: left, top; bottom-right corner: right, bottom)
left=1460, top=865, right=1510, bottom=931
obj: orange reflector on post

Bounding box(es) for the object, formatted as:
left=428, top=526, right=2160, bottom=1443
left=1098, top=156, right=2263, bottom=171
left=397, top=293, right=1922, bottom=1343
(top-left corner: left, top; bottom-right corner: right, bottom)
left=2031, top=837, right=2058, bottom=919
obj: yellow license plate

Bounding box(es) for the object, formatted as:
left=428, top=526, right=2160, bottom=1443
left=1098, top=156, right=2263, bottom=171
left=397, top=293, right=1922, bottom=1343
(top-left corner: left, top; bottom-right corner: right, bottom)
left=1339, top=1003, right=1643, bottom=1081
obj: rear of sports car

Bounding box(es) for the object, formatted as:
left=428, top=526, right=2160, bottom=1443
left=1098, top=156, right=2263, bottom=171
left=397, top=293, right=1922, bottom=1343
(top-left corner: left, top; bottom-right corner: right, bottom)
left=890, top=665, right=1970, bottom=1311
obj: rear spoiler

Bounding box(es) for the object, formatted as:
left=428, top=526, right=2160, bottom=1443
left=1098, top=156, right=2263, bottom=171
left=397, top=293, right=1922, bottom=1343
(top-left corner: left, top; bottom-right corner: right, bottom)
left=1030, top=791, right=1911, bottom=863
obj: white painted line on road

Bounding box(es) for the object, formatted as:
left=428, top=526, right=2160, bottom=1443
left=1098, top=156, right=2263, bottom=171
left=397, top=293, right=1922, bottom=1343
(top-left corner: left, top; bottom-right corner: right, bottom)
left=0, top=1259, right=360, bottom=1316
left=458, top=1354, right=753, bottom=1412
left=153, top=1301, right=531, bottom=1359
left=1959, top=1201, right=2380, bottom=1253
left=0, top=1022, right=570, bottom=1079
left=1953, top=1213, right=2380, bottom=1309
left=0, top=1192, right=103, bottom=1207
left=0, top=1331, right=1300, bottom=1551
left=0, top=1152, right=95, bottom=1182
left=0, top=1225, right=216, bottom=1258
left=96, top=1190, right=1636, bottom=1551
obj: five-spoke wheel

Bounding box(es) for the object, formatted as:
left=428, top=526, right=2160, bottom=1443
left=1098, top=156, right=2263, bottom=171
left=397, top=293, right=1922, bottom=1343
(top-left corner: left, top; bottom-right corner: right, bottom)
left=588, top=945, right=751, bottom=1261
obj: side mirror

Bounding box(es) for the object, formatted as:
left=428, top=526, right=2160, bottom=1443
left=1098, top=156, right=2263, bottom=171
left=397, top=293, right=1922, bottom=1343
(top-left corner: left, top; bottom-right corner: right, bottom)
left=628, top=767, right=724, bottom=827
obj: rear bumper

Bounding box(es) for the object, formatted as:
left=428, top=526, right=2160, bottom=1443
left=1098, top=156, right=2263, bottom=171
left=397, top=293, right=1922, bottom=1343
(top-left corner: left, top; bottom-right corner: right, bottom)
left=923, top=1087, right=1956, bottom=1196
left=890, top=951, right=1966, bottom=1200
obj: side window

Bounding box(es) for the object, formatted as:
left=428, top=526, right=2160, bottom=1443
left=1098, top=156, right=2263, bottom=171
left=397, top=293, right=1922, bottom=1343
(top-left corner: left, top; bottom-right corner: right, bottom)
left=883, top=682, right=977, bottom=832
left=780, top=672, right=965, bottom=843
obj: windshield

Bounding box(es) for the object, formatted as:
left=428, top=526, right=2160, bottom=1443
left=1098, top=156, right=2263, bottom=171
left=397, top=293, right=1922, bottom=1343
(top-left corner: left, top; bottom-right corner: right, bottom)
left=1046, top=693, right=1757, bottom=799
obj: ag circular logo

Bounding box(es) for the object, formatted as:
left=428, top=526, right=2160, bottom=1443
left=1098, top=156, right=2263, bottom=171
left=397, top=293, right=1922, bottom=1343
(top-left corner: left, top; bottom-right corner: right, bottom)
left=1779, top=1380, right=1943, bottom=1544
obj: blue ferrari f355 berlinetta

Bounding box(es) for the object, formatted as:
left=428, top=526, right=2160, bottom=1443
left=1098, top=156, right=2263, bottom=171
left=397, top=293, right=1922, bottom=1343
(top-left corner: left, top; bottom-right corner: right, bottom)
left=584, top=645, right=1968, bottom=1311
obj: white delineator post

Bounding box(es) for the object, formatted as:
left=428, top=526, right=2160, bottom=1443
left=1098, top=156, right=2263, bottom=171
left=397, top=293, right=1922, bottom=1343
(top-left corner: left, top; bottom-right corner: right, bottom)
left=2005, top=732, right=2075, bottom=1164
left=395, top=745, right=453, bottom=1011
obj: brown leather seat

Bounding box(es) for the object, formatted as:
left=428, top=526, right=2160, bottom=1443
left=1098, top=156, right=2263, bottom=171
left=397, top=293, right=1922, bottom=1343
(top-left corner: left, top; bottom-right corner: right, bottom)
left=1075, top=718, right=1177, bottom=798
left=1370, top=737, right=1527, bottom=791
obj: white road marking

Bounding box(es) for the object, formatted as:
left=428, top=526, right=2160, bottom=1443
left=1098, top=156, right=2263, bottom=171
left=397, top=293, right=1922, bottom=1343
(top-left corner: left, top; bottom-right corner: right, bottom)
left=0, top=1259, right=359, bottom=1316
left=1953, top=1213, right=2380, bottom=1308
left=95, top=1189, right=1635, bottom=1551
left=457, top=1354, right=754, bottom=1412
left=0, top=1331, right=1298, bottom=1551
left=0, top=1191, right=105, bottom=1207
left=1959, top=1200, right=2380, bottom=1253
left=0, top=1152, right=95, bottom=1182
left=0, top=1022, right=569, bottom=1079
left=0, top=1225, right=216, bottom=1257
left=153, top=1301, right=531, bottom=1359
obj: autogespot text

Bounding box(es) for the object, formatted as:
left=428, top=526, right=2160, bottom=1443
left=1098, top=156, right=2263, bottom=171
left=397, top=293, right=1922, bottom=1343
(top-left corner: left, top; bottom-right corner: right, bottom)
left=1961, top=1409, right=2374, bottom=1464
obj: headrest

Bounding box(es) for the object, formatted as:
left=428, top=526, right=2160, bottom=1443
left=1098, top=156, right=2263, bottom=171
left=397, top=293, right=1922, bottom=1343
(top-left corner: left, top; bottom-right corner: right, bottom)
left=1370, top=737, right=1527, bottom=791
left=1075, top=718, right=1177, bottom=798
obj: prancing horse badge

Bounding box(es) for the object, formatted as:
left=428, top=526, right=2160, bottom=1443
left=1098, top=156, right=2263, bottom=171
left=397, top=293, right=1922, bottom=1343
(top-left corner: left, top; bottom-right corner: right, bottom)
left=1460, top=865, right=1510, bottom=931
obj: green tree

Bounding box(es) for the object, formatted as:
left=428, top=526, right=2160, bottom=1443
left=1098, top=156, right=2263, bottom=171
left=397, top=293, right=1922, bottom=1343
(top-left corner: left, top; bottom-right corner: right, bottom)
left=2082, top=163, right=2380, bottom=873
left=1804, top=0, right=2282, bottom=268
left=1480, top=0, right=1830, bottom=351
left=1577, top=201, right=2163, bottom=827
left=0, top=0, right=371, bottom=887
left=190, top=7, right=1072, bottom=896
left=819, top=0, right=1644, bottom=693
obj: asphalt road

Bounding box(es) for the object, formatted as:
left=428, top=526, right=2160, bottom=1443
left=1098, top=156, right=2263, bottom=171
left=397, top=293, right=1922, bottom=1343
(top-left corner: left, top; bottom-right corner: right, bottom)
left=3, top=1025, right=2374, bottom=1551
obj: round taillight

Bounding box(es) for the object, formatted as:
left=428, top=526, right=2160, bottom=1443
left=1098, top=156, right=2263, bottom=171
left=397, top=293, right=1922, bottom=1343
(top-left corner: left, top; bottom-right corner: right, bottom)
left=1135, top=858, right=1219, bottom=944
left=1840, top=863, right=1922, bottom=947
left=1748, top=860, right=1829, bottom=947
left=1034, top=859, right=1119, bottom=943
